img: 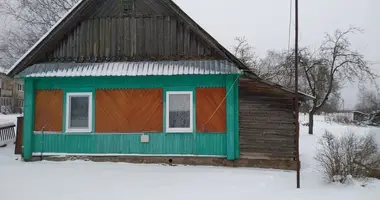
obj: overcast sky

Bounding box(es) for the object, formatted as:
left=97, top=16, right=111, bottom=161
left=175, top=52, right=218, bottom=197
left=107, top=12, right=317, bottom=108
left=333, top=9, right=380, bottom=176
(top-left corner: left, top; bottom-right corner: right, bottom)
left=174, top=0, right=380, bottom=109
left=1, top=0, right=379, bottom=109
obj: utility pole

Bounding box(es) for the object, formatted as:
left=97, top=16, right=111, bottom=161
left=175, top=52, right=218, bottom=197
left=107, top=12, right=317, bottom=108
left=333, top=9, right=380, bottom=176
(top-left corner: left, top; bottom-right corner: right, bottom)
left=294, top=0, right=301, bottom=189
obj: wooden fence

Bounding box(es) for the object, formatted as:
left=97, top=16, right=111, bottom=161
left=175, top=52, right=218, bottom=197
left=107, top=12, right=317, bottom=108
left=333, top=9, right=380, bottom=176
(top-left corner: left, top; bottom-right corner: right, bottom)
left=0, top=122, right=16, bottom=147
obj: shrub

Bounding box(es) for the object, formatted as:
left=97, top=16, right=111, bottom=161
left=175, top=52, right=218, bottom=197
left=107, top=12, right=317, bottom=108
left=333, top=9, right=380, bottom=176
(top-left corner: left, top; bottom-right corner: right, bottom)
left=315, top=131, right=380, bottom=184
left=324, top=114, right=353, bottom=124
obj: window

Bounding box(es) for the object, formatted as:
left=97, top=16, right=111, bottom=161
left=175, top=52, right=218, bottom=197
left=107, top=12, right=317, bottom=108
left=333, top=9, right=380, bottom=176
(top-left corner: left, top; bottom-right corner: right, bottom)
left=17, top=83, right=23, bottom=91
left=65, top=92, right=92, bottom=133
left=166, top=91, right=193, bottom=133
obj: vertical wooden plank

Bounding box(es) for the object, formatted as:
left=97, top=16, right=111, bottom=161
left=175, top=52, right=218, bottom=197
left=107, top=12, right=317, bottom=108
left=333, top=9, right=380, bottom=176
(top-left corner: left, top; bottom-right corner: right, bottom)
left=62, top=37, right=68, bottom=60
left=53, top=44, right=58, bottom=60
left=131, top=17, right=137, bottom=57
left=190, top=34, right=197, bottom=57
left=177, top=21, right=184, bottom=56
left=183, top=26, right=190, bottom=57
left=75, top=24, right=81, bottom=60
left=111, top=17, right=117, bottom=60
left=87, top=19, right=92, bottom=60
left=15, top=117, right=23, bottom=155
left=105, top=18, right=111, bottom=59
left=118, top=17, right=124, bottom=59
left=124, top=17, right=130, bottom=58
left=164, top=16, right=170, bottom=57
left=170, top=17, right=177, bottom=56
left=157, top=16, right=164, bottom=57
left=99, top=18, right=104, bottom=59
left=80, top=20, right=86, bottom=60
left=151, top=17, right=158, bottom=57
left=144, top=17, right=151, bottom=57
left=67, top=26, right=73, bottom=59
left=137, top=17, right=145, bottom=57
left=93, top=18, right=99, bottom=61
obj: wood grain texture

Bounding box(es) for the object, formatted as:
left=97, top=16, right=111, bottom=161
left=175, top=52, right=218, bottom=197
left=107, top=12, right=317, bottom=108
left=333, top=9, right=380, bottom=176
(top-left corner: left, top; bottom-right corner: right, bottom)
left=45, top=16, right=222, bottom=63
left=196, top=88, right=226, bottom=133
left=239, top=80, right=297, bottom=160
left=34, top=90, right=63, bottom=132
left=95, top=89, right=163, bottom=133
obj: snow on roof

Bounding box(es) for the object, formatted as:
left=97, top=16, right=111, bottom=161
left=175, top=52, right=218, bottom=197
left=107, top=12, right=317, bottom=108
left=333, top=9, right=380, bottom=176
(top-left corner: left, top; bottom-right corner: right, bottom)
left=6, top=0, right=84, bottom=75
left=17, top=60, right=242, bottom=78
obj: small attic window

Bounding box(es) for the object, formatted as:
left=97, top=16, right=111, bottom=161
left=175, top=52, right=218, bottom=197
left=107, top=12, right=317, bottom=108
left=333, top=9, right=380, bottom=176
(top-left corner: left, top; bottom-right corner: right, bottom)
left=123, top=0, right=135, bottom=15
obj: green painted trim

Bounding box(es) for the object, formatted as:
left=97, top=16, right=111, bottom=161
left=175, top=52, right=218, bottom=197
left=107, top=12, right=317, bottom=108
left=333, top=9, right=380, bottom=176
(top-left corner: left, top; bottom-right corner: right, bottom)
left=226, top=75, right=239, bottom=160
left=28, top=74, right=235, bottom=157
left=63, top=89, right=95, bottom=133
left=22, top=79, right=35, bottom=160
left=234, top=75, right=240, bottom=159
left=32, top=133, right=226, bottom=156
left=31, top=75, right=227, bottom=90
left=226, top=76, right=235, bottom=160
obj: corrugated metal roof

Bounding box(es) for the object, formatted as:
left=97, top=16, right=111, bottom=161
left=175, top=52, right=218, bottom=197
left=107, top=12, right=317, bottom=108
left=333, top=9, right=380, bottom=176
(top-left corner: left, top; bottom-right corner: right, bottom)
left=18, top=60, right=241, bottom=78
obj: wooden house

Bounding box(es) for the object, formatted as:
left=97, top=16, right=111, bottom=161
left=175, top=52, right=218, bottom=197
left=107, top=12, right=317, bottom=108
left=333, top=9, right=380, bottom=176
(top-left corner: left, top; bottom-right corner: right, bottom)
left=7, top=0, right=313, bottom=169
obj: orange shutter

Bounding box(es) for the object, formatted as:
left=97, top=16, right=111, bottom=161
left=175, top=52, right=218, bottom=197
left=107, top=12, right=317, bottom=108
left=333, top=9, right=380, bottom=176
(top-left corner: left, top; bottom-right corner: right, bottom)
left=95, top=89, right=163, bottom=133
left=34, top=90, right=63, bottom=132
left=196, top=88, right=226, bottom=133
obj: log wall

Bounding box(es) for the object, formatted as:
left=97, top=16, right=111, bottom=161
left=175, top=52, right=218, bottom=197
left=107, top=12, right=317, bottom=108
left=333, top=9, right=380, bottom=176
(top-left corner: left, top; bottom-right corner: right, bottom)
left=239, top=79, right=297, bottom=160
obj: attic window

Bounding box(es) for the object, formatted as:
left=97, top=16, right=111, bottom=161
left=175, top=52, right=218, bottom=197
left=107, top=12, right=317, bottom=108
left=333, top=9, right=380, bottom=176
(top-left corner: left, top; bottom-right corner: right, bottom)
left=123, top=0, right=135, bottom=15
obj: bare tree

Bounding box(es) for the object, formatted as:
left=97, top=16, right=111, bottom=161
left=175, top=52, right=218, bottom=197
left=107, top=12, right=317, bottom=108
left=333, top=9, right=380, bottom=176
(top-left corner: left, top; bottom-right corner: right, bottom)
left=233, top=37, right=259, bottom=73
left=355, top=86, right=380, bottom=113
left=301, top=27, right=376, bottom=135
left=233, top=38, right=296, bottom=88
left=0, top=0, right=78, bottom=69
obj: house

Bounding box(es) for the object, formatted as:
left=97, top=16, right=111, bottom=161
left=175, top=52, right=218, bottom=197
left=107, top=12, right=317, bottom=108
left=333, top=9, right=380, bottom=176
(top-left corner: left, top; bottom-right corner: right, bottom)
left=0, top=70, right=24, bottom=113
left=352, top=111, right=369, bottom=122
left=7, top=0, right=313, bottom=169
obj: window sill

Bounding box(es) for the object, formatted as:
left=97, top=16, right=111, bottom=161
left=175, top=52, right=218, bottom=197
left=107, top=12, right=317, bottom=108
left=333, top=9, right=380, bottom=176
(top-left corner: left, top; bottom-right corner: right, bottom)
left=65, top=129, right=92, bottom=133
left=166, top=129, right=193, bottom=134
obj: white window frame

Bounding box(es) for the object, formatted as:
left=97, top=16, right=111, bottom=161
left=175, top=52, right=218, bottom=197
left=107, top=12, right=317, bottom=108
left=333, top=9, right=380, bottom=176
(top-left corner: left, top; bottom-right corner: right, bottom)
left=166, top=91, right=193, bottom=133
left=65, top=92, right=93, bottom=133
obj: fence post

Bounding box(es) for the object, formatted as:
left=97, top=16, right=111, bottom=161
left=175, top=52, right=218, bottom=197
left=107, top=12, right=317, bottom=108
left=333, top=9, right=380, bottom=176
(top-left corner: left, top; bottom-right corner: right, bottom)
left=15, top=116, right=24, bottom=154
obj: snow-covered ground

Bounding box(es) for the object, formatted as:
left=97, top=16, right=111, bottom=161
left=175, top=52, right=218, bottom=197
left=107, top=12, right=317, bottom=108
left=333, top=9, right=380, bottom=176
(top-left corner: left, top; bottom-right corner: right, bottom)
left=0, top=114, right=379, bottom=200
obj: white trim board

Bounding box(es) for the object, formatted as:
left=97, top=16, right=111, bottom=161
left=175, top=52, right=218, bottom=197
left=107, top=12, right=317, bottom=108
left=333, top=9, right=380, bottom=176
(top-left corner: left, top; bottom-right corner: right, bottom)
left=165, top=91, right=193, bottom=133
left=32, top=153, right=225, bottom=158
left=65, top=92, right=93, bottom=133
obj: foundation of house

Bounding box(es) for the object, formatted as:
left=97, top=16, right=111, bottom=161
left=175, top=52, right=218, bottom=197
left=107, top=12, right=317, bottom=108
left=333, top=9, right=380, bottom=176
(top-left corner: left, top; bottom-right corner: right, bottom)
left=29, top=156, right=298, bottom=170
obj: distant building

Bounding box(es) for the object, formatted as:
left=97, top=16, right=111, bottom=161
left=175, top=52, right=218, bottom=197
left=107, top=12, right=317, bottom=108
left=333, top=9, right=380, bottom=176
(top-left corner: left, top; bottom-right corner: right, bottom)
left=0, top=71, right=24, bottom=113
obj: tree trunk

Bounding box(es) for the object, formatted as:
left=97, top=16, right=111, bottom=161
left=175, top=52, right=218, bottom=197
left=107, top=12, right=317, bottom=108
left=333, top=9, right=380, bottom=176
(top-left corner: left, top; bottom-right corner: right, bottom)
left=308, top=111, right=314, bottom=135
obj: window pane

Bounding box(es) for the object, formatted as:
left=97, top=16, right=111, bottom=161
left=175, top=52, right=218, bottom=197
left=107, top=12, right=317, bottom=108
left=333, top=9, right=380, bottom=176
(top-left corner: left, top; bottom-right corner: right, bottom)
left=69, top=96, right=89, bottom=128
left=169, top=94, right=190, bottom=128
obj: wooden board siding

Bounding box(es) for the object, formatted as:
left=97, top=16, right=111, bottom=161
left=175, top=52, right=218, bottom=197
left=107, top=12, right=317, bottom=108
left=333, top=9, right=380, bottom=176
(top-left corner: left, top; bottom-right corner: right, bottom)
left=196, top=88, right=226, bottom=133
left=95, top=89, right=163, bottom=133
left=34, top=90, right=63, bottom=132
left=239, top=79, right=297, bottom=160
left=44, top=16, right=221, bottom=63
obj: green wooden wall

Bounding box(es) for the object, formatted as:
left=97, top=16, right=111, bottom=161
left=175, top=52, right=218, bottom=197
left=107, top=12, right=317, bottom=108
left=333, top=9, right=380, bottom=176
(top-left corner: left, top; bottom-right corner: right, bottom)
left=22, top=74, right=240, bottom=160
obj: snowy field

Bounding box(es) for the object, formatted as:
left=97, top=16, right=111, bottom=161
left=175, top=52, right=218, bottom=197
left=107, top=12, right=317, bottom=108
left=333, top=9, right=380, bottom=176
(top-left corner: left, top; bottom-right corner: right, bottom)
left=0, top=114, right=379, bottom=200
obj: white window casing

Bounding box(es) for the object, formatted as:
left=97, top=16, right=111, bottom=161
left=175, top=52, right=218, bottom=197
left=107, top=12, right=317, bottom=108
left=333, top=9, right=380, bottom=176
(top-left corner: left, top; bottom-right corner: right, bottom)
left=166, top=91, right=193, bottom=133
left=65, top=92, right=92, bottom=133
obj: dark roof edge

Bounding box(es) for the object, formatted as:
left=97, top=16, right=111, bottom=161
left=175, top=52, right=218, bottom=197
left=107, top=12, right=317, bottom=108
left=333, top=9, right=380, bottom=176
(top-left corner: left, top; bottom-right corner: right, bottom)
left=243, top=73, right=315, bottom=102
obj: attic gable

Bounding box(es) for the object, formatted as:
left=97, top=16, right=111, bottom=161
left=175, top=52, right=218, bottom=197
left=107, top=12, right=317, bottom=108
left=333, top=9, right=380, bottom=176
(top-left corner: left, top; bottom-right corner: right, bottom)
left=8, top=0, right=252, bottom=77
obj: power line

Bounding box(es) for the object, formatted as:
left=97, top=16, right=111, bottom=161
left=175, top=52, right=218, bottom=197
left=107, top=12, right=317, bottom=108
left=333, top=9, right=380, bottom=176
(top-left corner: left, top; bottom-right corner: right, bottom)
left=288, top=0, right=293, bottom=52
